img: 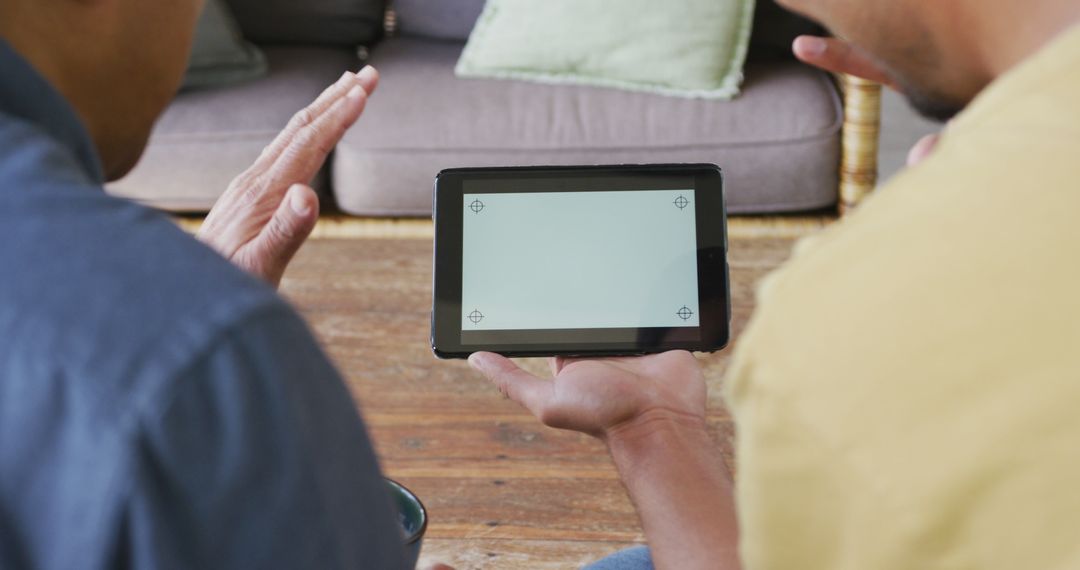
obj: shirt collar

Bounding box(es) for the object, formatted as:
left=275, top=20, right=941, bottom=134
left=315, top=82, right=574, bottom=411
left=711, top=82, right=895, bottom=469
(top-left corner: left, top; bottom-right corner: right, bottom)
left=0, top=38, right=104, bottom=184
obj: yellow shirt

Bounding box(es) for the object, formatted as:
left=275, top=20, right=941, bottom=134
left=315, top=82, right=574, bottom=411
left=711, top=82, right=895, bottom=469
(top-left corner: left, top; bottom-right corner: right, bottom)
left=725, top=25, right=1080, bottom=570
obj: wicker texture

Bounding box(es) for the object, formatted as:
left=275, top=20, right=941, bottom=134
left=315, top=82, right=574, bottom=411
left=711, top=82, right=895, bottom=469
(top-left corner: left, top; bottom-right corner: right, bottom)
left=174, top=215, right=832, bottom=240
left=839, top=74, right=883, bottom=214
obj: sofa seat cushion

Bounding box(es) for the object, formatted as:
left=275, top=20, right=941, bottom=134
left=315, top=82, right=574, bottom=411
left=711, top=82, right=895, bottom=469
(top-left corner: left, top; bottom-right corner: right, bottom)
left=109, top=47, right=361, bottom=211
left=333, top=37, right=842, bottom=216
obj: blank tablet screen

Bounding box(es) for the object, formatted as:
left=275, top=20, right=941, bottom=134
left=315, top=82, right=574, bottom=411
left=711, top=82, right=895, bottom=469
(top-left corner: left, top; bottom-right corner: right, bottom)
left=461, top=189, right=700, bottom=336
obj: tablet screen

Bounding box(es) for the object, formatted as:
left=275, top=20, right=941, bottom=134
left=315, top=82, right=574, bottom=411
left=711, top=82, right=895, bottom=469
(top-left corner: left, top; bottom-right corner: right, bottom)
left=461, top=189, right=700, bottom=339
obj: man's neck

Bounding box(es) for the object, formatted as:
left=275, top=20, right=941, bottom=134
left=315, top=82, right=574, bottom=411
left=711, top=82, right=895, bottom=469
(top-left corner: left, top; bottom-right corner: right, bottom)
left=0, top=6, right=133, bottom=181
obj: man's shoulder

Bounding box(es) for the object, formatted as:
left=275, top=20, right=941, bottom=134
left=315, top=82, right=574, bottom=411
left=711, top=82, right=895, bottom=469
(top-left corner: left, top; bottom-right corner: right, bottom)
left=0, top=152, right=290, bottom=426
left=728, top=114, right=1080, bottom=448
left=0, top=109, right=96, bottom=191
left=727, top=32, right=1080, bottom=568
left=727, top=92, right=1080, bottom=570
left=741, top=127, right=1080, bottom=381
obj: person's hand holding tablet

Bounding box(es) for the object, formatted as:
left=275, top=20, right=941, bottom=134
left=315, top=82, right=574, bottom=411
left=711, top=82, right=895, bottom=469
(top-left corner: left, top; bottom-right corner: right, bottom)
left=469, top=350, right=706, bottom=437
left=434, top=164, right=739, bottom=569
left=431, top=164, right=730, bottom=358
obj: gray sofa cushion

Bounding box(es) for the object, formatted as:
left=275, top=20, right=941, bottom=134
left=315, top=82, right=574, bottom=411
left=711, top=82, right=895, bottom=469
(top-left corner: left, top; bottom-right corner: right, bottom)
left=108, top=47, right=361, bottom=211
left=224, top=0, right=387, bottom=46
left=750, top=0, right=827, bottom=61
left=332, top=37, right=842, bottom=216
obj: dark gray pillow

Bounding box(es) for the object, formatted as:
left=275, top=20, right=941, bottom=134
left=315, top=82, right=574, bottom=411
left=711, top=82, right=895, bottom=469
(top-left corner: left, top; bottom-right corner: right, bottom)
left=749, top=0, right=826, bottom=61
left=225, top=0, right=388, bottom=46
left=393, top=0, right=486, bottom=41
left=183, top=0, right=268, bottom=91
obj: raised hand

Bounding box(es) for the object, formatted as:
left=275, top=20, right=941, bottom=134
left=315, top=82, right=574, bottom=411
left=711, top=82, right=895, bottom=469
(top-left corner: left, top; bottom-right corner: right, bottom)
left=197, top=66, right=379, bottom=288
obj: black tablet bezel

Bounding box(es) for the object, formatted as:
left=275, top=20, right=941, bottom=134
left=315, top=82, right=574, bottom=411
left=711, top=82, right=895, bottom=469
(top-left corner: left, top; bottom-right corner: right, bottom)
left=431, top=164, right=729, bottom=359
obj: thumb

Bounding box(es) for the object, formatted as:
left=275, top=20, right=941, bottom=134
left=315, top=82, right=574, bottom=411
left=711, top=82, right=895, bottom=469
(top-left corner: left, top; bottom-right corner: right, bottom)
left=250, top=184, right=319, bottom=287
left=469, top=352, right=551, bottom=416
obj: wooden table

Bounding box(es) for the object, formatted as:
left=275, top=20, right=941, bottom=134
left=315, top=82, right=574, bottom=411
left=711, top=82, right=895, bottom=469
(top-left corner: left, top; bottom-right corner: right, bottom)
left=280, top=235, right=796, bottom=568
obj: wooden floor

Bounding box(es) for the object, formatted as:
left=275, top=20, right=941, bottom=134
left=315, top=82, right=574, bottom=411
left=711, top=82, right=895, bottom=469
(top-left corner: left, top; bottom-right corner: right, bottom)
left=275, top=227, right=802, bottom=569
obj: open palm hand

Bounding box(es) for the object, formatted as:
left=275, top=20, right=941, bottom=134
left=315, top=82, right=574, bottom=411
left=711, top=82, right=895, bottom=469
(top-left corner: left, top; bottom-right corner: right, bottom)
left=469, top=351, right=707, bottom=439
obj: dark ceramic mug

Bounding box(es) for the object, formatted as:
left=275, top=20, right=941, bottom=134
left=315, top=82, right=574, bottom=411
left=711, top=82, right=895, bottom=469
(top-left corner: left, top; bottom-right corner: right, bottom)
left=386, top=478, right=428, bottom=568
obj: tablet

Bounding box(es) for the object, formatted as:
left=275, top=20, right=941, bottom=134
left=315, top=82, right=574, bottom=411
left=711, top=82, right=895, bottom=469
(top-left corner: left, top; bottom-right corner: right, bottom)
left=431, top=164, right=729, bottom=358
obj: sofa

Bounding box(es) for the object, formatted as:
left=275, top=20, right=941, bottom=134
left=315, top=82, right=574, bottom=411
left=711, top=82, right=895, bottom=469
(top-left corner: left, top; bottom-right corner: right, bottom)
left=108, top=0, right=877, bottom=217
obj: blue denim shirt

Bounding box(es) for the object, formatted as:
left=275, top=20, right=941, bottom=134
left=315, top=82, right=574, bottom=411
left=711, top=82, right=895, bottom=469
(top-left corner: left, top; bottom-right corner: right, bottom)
left=0, top=40, right=405, bottom=569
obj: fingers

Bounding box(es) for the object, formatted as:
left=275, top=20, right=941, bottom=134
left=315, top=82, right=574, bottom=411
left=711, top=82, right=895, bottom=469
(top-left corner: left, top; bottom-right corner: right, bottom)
left=469, top=352, right=552, bottom=416
left=355, top=64, right=380, bottom=96
left=555, top=351, right=696, bottom=378
left=253, top=66, right=378, bottom=171
left=262, top=81, right=369, bottom=191
left=246, top=184, right=320, bottom=287
left=253, top=71, right=359, bottom=170
left=906, top=133, right=940, bottom=167
left=551, top=355, right=624, bottom=375
left=792, top=36, right=896, bottom=88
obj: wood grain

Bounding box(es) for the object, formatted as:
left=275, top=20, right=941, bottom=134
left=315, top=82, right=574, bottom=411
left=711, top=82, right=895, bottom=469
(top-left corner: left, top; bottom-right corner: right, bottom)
left=280, top=236, right=796, bottom=568
left=417, top=539, right=639, bottom=570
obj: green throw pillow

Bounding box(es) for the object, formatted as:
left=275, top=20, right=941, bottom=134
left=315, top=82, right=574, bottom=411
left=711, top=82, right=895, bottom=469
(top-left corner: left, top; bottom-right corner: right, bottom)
left=455, top=0, right=757, bottom=99
left=183, top=0, right=268, bottom=91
